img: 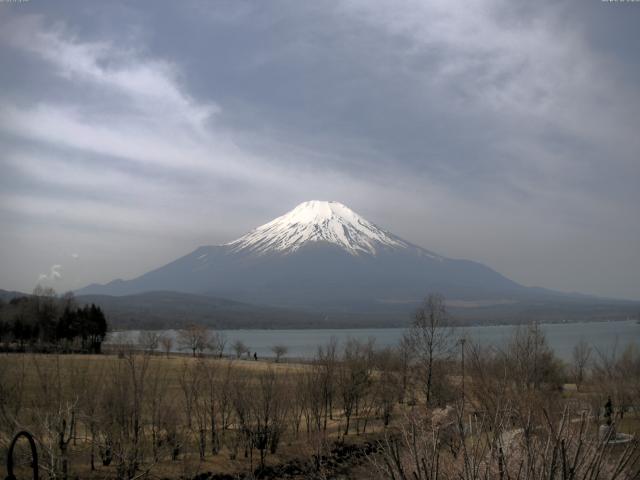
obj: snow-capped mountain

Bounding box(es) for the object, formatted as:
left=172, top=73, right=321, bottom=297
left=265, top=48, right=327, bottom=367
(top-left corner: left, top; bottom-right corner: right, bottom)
left=77, top=201, right=534, bottom=312
left=227, top=201, right=411, bottom=255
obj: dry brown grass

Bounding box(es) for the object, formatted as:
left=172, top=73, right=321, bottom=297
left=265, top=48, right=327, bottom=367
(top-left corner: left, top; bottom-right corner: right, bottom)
left=0, top=352, right=382, bottom=480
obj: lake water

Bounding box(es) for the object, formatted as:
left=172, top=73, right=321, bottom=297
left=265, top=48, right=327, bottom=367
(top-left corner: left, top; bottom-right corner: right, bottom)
left=121, top=320, right=640, bottom=362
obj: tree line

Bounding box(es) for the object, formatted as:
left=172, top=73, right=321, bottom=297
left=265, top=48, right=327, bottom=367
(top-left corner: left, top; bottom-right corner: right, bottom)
left=0, top=286, right=108, bottom=353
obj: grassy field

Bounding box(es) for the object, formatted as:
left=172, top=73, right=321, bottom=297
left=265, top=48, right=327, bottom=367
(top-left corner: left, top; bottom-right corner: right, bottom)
left=2, top=345, right=639, bottom=480
left=0, top=352, right=386, bottom=480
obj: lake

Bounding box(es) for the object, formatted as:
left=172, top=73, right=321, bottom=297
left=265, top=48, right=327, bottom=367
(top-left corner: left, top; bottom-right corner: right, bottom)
left=120, top=319, right=640, bottom=362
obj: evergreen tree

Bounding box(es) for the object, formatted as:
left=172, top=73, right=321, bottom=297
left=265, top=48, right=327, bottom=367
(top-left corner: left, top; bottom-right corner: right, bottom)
left=2, top=289, right=108, bottom=352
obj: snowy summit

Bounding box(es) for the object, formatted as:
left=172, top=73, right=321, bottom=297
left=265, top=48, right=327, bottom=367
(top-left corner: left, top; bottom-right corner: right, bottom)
left=227, top=200, right=408, bottom=255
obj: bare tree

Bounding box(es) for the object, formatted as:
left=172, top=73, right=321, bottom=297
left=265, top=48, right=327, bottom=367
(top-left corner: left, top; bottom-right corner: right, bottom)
left=338, top=338, right=373, bottom=435
left=177, top=324, right=211, bottom=357
left=373, top=347, right=402, bottom=427
left=192, top=361, right=210, bottom=460
left=302, top=366, right=326, bottom=437
left=316, top=336, right=339, bottom=429
left=397, top=335, right=414, bottom=404
left=159, top=334, right=173, bottom=358
left=572, top=338, right=592, bottom=391
left=98, top=349, right=155, bottom=479
left=178, top=360, right=201, bottom=430
left=406, top=293, right=454, bottom=405
left=138, top=331, right=160, bottom=354
left=144, top=359, right=170, bottom=463
left=232, top=339, right=249, bottom=359
left=289, top=373, right=307, bottom=438
left=30, top=355, right=78, bottom=480
left=202, top=359, right=221, bottom=455
left=371, top=404, right=640, bottom=480
left=111, top=331, right=136, bottom=357
left=506, top=323, right=563, bottom=391
left=209, top=331, right=227, bottom=358
left=216, top=362, right=235, bottom=449
left=271, top=344, right=288, bottom=362
left=592, top=343, right=640, bottom=422
left=233, top=368, right=289, bottom=471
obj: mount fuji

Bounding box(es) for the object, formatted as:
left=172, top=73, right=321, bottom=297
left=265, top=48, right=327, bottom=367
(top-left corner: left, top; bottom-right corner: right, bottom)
left=78, top=201, right=544, bottom=312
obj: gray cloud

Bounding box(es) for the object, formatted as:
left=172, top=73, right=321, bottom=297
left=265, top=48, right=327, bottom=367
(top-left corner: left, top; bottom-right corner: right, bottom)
left=0, top=0, right=638, bottom=299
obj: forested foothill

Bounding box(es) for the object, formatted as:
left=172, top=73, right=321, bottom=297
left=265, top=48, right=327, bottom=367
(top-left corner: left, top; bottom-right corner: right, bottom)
left=0, top=286, right=108, bottom=353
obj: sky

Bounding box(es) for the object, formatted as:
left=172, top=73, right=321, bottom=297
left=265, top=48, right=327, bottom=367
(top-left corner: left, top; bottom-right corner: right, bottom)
left=0, top=0, right=639, bottom=300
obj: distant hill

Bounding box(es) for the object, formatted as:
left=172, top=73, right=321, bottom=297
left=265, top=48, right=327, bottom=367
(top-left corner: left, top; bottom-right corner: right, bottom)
left=75, top=291, right=326, bottom=330
left=76, top=290, right=640, bottom=330
left=76, top=291, right=640, bottom=329
left=3, top=287, right=638, bottom=330
left=0, top=289, right=28, bottom=302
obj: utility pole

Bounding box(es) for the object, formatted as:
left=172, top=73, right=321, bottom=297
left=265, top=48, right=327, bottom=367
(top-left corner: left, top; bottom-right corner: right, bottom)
left=459, top=336, right=468, bottom=436
left=460, top=337, right=466, bottom=408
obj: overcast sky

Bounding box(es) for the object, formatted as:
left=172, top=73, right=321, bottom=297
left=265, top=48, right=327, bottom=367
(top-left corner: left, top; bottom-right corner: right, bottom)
left=1, top=0, right=639, bottom=300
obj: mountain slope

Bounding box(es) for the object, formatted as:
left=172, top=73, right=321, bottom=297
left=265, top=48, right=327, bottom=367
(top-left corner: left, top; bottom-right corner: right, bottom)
left=77, top=200, right=535, bottom=312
